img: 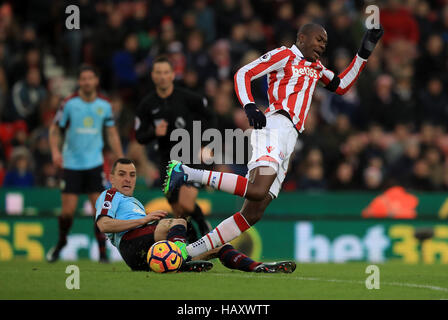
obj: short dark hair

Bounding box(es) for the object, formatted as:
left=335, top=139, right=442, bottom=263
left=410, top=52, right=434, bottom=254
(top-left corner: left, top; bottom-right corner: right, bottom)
left=77, top=64, right=99, bottom=78
left=297, top=23, right=326, bottom=40
left=152, top=55, right=173, bottom=70
left=111, top=158, right=136, bottom=174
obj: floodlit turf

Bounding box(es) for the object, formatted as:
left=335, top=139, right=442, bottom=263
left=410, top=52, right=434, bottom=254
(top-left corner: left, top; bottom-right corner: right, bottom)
left=0, top=259, right=447, bottom=300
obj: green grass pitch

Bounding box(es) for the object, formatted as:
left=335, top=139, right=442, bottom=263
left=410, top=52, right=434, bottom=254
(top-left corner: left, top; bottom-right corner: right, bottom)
left=1, top=259, right=447, bottom=300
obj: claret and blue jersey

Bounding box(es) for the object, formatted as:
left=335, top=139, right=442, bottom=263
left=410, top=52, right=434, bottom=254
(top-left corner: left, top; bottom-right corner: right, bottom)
left=55, top=93, right=115, bottom=170
left=95, top=188, right=149, bottom=248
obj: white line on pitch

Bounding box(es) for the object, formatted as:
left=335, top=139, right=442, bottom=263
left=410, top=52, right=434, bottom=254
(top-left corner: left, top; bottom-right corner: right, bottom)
left=216, top=273, right=448, bottom=293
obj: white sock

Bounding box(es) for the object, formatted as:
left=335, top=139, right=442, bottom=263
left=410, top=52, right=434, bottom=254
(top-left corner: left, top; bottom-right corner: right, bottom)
left=182, top=165, right=204, bottom=183
left=186, top=212, right=251, bottom=257
left=182, top=165, right=248, bottom=197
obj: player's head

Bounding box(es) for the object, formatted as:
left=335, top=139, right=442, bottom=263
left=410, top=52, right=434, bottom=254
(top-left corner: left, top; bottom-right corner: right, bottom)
left=110, top=158, right=137, bottom=196
left=151, top=55, right=175, bottom=90
left=77, top=65, right=99, bottom=95
left=296, top=23, right=327, bottom=62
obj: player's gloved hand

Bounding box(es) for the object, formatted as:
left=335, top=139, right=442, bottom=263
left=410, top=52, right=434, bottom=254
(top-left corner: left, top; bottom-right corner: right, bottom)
left=244, top=103, right=266, bottom=129
left=357, top=25, right=384, bottom=59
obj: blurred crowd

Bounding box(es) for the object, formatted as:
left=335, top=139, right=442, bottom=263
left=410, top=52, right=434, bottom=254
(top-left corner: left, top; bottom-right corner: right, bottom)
left=0, top=0, right=448, bottom=193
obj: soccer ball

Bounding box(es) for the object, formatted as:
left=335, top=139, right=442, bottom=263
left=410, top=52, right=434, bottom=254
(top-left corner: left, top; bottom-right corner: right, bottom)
left=147, top=240, right=183, bottom=273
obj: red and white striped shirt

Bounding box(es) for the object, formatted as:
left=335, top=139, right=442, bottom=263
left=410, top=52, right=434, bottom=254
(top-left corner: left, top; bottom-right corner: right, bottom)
left=234, top=45, right=367, bottom=132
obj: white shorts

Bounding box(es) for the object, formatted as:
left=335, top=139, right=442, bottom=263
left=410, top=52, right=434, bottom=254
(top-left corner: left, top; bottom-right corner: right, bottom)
left=246, top=112, right=298, bottom=198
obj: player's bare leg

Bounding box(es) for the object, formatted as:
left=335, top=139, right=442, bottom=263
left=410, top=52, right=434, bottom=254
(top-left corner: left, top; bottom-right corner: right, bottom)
left=88, top=192, right=108, bottom=262
left=47, top=193, right=78, bottom=262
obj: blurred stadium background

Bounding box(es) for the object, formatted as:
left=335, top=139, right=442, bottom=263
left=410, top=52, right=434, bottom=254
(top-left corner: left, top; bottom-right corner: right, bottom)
left=0, top=0, right=448, bottom=266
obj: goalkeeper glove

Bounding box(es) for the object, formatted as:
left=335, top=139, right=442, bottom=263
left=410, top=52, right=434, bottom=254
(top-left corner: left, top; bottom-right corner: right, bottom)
left=358, top=25, right=384, bottom=59
left=244, top=103, right=266, bottom=129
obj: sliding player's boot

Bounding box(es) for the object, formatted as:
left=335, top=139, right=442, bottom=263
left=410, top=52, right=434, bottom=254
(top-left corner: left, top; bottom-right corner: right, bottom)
left=253, top=261, right=296, bottom=273
left=178, top=259, right=214, bottom=272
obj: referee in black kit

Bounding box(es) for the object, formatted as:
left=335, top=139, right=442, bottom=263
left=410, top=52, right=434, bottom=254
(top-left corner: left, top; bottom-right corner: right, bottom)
left=135, top=55, right=213, bottom=241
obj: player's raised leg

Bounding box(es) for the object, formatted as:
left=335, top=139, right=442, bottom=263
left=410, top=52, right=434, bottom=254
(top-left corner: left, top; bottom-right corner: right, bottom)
left=164, top=160, right=277, bottom=202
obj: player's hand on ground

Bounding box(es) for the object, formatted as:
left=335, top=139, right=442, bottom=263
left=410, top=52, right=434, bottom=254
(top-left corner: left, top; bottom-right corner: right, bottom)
left=51, top=151, right=63, bottom=168
left=145, top=210, right=168, bottom=222
left=358, top=25, right=384, bottom=59
left=155, top=119, right=168, bottom=136
left=244, top=103, right=266, bottom=129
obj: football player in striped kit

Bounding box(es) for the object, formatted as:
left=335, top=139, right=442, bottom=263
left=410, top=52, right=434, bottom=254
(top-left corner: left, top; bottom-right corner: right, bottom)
left=164, top=23, right=383, bottom=260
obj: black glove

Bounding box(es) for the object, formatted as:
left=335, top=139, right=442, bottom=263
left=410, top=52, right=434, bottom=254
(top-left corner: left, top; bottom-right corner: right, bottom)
left=358, top=25, right=384, bottom=59
left=244, top=103, right=266, bottom=129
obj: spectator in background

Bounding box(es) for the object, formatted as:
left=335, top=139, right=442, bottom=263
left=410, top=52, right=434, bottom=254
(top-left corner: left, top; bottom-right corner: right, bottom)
left=185, top=29, right=214, bottom=85
left=385, top=123, right=413, bottom=166
left=409, top=159, right=435, bottom=191
left=436, top=5, right=448, bottom=45
left=424, top=146, right=445, bottom=189
left=329, top=161, right=357, bottom=190
left=362, top=74, right=401, bottom=131
left=150, top=17, right=178, bottom=57
left=356, top=51, right=383, bottom=123
left=192, top=0, right=216, bottom=44
left=394, top=64, right=417, bottom=125
left=273, top=1, right=296, bottom=45
left=3, top=146, right=34, bottom=187
left=229, top=23, right=251, bottom=68
left=298, top=164, right=327, bottom=191
left=112, top=33, right=140, bottom=93
left=29, top=131, right=57, bottom=188
left=147, top=0, right=184, bottom=31
left=296, top=148, right=327, bottom=191
left=362, top=164, right=383, bottom=191
left=325, top=11, right=357, bottom=63
left=414, top=33, right=446, bottom=89
left=110, top=94, right=134, bottom=150
left=9, top=46, right=45, bottom=87
left=414, top=0, right=435, bottom=46
left=380, top=0, right=420, bottom=47
left=389, top=139, right=421, bottom=186
left=92, top=10, right=127, bottom=90
left=209, top=39, right=231, bottom=81
left=246, top=18, right=268, bottom=53
left=214, top=0, right=243, bottom=39
left=419, top=122, right=438, bottom=152
left=417, top=76, right=448, bottom=127
left=320, top=49, right=360, bottom=125
left=0, top=65, right=8, bottom=118
left=6, top=67, right=46, bottom=132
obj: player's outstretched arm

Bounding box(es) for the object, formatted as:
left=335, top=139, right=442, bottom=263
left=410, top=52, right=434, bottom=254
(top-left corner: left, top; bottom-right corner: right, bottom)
left=321, top=26, right=384, bottom=96
left=96, top=210, right=167, bottom=233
